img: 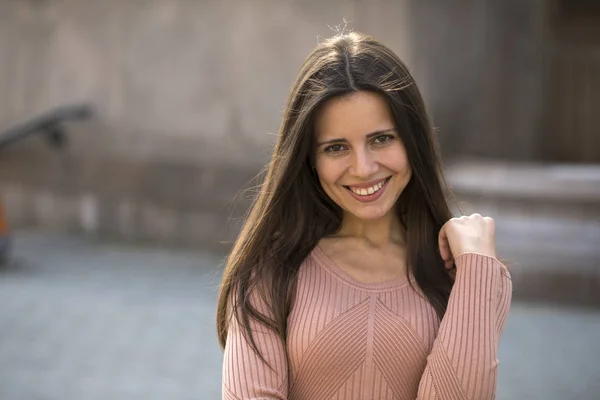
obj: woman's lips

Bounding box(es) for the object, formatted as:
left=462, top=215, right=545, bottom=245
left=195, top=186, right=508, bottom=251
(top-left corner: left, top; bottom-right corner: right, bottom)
left=344, top=177, right=391, bottom=203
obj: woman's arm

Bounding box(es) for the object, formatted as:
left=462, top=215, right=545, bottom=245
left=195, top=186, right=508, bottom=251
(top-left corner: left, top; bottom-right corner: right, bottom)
left=222, top=292, right=289, bottom=400
left=417, top=253, right=513, bottom=399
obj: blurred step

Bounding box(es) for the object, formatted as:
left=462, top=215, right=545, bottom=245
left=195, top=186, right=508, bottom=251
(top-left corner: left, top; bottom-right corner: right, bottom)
left=447, top=161, right=600, bottom=306
left=3, top=152, right=600, bottom=306
left=0, top=151, right=263, bottom=252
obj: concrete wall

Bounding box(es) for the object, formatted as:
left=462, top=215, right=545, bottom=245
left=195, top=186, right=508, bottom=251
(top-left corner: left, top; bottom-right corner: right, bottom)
left=0, top=0, right=413, bottom=166
left=408, top=0, right=549, bottom=161
left=0, top=0, right=416, bottom=248
left=410, top=0, right=600, bottom=163
left=540, top=0, right=600, bottom=162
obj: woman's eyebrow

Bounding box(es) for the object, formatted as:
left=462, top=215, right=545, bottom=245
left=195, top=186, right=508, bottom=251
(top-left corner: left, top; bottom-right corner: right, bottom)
left=316, top=128, right=396, bottom=147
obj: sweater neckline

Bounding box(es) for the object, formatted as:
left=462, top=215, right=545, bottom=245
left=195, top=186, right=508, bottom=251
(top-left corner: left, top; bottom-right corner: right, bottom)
left=311, top=244, right=412, bottom=291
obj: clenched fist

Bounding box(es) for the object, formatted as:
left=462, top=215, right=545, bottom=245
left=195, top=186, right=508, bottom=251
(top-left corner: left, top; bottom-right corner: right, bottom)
left=438, top=213, right=497, bottom=270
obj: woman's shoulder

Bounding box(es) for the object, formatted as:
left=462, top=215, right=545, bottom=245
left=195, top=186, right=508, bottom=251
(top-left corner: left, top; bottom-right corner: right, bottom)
left=297, top=245, right=323, bottom=275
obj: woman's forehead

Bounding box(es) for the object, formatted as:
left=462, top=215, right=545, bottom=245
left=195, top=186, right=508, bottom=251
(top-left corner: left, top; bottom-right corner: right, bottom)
left=314, top=91, right=394, bottom=140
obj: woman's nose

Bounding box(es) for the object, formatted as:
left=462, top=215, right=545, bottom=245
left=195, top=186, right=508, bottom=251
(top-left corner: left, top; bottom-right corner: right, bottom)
left=350, top=149, right=378, bottom=178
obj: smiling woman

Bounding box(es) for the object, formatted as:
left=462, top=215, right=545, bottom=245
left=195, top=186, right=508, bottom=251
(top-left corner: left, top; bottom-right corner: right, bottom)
left=314, top=91, right=412, bottom=222
left=217, top=32, right=512, bottom=400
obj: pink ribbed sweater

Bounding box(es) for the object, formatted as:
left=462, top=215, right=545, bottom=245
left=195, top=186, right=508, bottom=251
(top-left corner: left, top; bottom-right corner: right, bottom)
left=223, top=247, right=512, bottom=400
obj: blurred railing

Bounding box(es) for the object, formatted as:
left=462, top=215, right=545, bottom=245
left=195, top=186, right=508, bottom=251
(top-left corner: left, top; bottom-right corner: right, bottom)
left=0, top=104, right=93, bottom=150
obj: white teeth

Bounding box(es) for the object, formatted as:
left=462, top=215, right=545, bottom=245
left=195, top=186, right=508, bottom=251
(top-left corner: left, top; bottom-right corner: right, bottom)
left=349, top=179, right=386, bottom=196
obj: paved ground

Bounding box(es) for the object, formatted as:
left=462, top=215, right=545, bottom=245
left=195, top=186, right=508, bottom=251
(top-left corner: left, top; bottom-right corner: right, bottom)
left=0, top=231, right=599, bottom=400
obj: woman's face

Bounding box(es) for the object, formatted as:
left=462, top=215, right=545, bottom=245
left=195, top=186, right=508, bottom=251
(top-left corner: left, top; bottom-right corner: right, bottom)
left=314, top=91, right=412, bottom=223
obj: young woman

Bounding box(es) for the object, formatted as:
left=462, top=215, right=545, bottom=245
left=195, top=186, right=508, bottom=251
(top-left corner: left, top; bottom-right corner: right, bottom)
left=217, top=32, right=512, bottom=400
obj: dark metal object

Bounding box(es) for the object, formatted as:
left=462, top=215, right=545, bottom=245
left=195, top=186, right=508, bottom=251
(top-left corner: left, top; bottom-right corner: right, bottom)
left=0, top=104, right=93, bottom=263
left=0, top=104, right=93, bottom=150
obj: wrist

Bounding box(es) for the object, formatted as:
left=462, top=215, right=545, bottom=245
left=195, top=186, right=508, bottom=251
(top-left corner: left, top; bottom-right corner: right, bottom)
left=454, top=252, right=504, bottom=273
left=455, top=250, right=497, bottom=260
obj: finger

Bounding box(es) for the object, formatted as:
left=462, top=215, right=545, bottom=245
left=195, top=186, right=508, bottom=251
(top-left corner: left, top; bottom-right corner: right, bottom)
left=439, top=241, right=452, bottom=263
left=444, top=259, right=455, bottom=270
left=484, top=216, right=495, bottom=228
left=438, top=226, right=451, bottom=262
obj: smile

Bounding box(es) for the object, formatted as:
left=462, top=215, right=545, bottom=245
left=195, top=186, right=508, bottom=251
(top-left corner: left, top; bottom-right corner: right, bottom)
left=343, top=177, right=391, bottom=202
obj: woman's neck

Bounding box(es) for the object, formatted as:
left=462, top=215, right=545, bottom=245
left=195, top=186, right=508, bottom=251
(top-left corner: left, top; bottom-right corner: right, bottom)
left=335, top=212, right=405, bottom=248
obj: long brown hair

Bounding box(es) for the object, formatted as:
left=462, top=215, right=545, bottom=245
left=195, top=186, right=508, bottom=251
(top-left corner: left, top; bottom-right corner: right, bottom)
left=217, top=32, right=454, bottom=361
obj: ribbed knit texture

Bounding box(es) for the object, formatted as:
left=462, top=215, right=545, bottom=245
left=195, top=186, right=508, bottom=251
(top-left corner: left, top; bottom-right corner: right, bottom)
left=223, top=247, right=512, bottom=400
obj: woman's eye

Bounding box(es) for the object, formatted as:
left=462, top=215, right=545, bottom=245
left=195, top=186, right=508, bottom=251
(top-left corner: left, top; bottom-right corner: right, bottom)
left=324, top=144, right=346, bottom=153
left=373, top=134, right=394, bottom=144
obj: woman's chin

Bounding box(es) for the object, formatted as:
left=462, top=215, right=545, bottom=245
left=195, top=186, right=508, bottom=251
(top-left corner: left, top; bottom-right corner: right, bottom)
left=344, top=205, right=393, bottom=222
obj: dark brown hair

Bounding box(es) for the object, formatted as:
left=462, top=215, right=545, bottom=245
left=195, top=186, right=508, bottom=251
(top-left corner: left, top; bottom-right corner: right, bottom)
left=217, top=32, right=454, bottom=362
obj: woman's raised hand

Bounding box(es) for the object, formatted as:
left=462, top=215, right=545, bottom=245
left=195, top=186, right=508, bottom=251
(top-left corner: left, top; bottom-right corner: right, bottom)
left=438, top=213, right=497, bottom=270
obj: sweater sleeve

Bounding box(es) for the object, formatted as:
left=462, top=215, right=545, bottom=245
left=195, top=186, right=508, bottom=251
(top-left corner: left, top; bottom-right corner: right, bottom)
left=222, top=291, right=289, bottom=400
left=417, top=253, right=513, bottom=400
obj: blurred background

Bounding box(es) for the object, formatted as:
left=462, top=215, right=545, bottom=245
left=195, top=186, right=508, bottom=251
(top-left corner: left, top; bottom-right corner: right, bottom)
left=0, top=0, right=599, bottom=399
